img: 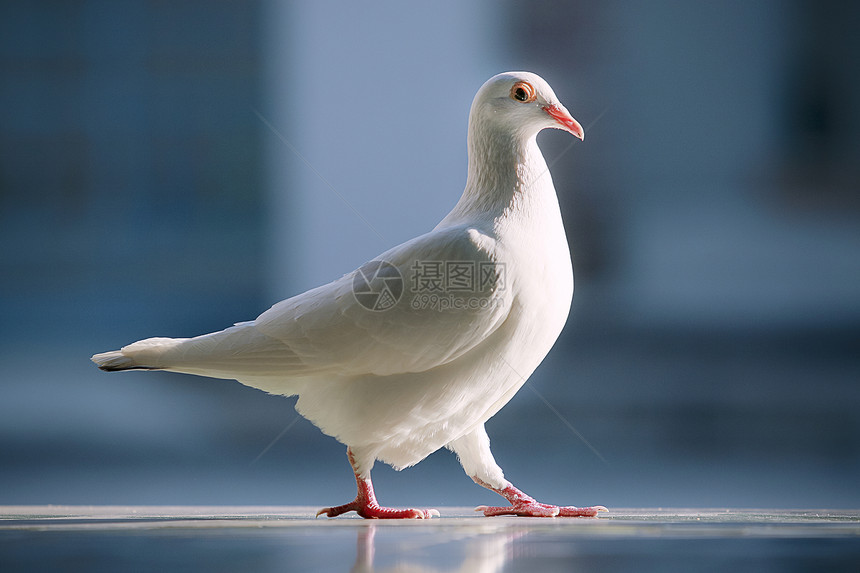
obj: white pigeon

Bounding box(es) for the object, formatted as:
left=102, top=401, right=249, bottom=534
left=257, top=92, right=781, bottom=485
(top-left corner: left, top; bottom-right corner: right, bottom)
left=92, top=71, right=607, bottom=519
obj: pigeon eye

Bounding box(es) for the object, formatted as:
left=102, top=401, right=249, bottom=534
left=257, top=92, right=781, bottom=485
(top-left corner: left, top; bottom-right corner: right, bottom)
left=510, top=81, right=536, bottom=103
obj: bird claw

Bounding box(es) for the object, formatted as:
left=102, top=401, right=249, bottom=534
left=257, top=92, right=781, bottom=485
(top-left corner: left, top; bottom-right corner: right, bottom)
left=317, top=449, right=441, bottom=519
left=476, top=502, right=607, bottom=518
left=557, top=505, right=608, bottom=517
left=317, top=501, right=439, bottom=519
left=473, top=481, right=607, bottom=518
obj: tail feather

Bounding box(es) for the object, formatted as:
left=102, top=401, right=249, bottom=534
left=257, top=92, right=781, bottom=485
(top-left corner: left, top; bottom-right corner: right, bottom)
left=91, top=337, right=182, bottom=372
left=91, top=325, right=304, bottom=392
left=91, top=350, right=153, bottom=372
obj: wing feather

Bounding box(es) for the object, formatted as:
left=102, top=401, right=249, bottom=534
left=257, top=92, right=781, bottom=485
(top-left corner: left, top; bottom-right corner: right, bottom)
left=254, top=224, right=512, bottom=377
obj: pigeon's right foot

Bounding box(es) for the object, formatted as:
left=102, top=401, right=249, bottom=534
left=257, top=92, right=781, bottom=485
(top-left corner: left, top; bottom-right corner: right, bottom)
left=473, top=478, right=607, bottom=518
left=317, top=447, right=439, bottom=520
left=477, top=499, right=607, bottom=518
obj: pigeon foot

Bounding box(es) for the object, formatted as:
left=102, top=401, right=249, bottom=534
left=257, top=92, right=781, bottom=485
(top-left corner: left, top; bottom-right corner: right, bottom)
left=317, top=501, right=438, bottom=519
left=474, top=479, right=607, bottom=518
left=476, top=501, right=608, bottom=517
left=317, top=447, right=440, bottom=519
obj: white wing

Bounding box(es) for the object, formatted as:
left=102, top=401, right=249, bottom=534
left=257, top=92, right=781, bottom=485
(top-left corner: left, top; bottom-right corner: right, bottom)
left=253, top=224, right=512, bottom=377
left=137, top=224, right=513, bottom=389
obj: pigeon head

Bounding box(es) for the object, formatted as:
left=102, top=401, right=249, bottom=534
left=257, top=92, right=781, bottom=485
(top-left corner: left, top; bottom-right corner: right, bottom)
left=469, top=71, right=584, bottom=141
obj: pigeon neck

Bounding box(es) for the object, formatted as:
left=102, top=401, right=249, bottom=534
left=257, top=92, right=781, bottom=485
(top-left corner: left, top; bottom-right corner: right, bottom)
left=445, top=124, right=550, bottom=226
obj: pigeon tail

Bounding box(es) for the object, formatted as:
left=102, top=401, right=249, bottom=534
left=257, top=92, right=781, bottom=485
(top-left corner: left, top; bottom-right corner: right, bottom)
left=91, top=337, right=181, bottom=371
left=91, top=351, right=149, bottom=371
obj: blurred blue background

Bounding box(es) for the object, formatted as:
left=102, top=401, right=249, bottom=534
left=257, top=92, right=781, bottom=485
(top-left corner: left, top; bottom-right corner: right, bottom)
left=1, top=0, right=858, bottom=510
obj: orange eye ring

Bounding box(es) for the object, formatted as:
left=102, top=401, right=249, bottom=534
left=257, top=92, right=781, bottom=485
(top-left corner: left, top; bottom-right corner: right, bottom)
left=510, top=81, right=536, bottom=103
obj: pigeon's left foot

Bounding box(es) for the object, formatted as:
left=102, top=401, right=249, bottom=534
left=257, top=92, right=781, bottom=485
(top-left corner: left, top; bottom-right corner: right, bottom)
left=317, top=448, right=440, bottom=519
left=316, top=497, right=438, bottom=519
left=474, top=480, right=607, bottom=518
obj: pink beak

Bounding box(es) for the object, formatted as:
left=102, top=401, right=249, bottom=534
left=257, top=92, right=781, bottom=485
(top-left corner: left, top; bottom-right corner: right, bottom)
left=542, top=104, right=584, bottom=140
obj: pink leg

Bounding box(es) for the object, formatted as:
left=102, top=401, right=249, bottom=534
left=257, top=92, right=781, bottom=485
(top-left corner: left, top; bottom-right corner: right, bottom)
left=474, top=477, right=607, bottom=518
left=316, top=448, right=440, bottom=519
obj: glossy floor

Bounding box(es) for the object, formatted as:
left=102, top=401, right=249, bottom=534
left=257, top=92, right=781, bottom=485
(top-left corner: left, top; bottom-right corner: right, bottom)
left=2, top=507, right=859, bottom=572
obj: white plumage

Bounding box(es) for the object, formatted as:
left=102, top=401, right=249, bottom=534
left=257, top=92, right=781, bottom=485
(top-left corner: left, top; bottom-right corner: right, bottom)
left=92, top=71, right=606, bottom=519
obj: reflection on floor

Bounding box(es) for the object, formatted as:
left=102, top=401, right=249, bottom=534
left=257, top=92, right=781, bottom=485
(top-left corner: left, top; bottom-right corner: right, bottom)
left=3, top=507, right=860, bottom=572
